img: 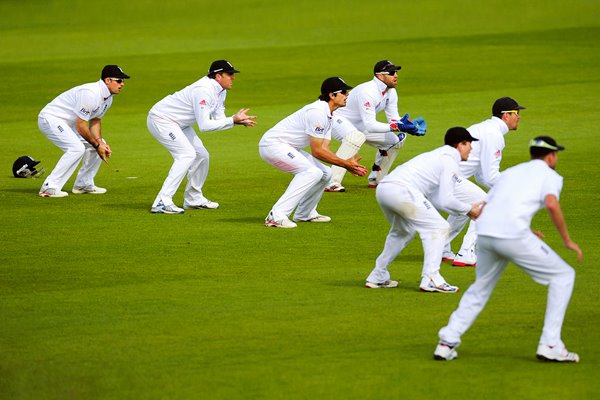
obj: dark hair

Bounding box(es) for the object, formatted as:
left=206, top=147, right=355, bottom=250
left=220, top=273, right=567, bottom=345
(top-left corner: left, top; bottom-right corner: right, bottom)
left=318, top=93, right=331, bottom=101
left=530, top=147, right=554, bottom=159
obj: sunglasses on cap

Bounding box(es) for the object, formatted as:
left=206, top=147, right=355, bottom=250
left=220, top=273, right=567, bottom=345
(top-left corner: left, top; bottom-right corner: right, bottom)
left=108, top=78, right=125, bottom=84
left=501, top=109, right=520, bottom=115
left=333, top=89, right=349, bottom=95
left=529, top=138, right=563, bottom=151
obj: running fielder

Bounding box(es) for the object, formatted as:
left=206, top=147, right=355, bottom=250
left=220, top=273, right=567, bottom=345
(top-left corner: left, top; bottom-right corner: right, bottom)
left=324, top=60, right=426, bottom=192
left=435, top=136, right=582, bottom=362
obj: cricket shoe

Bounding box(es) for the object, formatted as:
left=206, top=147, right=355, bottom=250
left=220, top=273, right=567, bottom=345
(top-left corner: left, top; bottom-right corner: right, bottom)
left=452, top=248, right=476, bottom=267
left=420, top=280, right=459, bottom=293
left=367, top=178, right=378, bottom=188
left=365, top=280, right=398, bottom=289
left=442, top=250, right=456, bottom=263
left=184, top=200, right=219, bottom=209
left=293, top=214, right=331, bottom=223
left=72, top=185, right=107, bottom=194
left=264, top=212, right=297, bottom=228
left=536, top=344, right=580, bottom=363
left=324, top=183, right=346, bottom=192
left=39, top=188, right=68, bottom=198
left=151, top=201, right=184, bottom=214
left=434, top=340, right=459, bottom=361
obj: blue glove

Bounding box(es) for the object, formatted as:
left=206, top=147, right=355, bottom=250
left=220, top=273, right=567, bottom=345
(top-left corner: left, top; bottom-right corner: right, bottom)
left=412, top=117, right=427, bottom=136
left=390, top=113, right=418, bottom=134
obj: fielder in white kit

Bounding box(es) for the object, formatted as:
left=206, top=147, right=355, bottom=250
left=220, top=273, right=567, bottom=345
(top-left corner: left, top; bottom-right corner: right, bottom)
left=259, top=77, right=368, bottom=228
left=147, top=60, right=256, bottom=214
left=444, top=97, right=525, bottom=266
left=38, top=65, right=130, bottom=197
left=435, top=136, right=582, bottom=362
left=365, top=127, right=483, bottom=291
left=324, top=60, right=426, bottom=192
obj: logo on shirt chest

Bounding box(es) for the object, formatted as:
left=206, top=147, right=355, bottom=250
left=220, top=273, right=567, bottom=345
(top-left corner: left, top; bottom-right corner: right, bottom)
left=494, top=149, right=502, bottom=158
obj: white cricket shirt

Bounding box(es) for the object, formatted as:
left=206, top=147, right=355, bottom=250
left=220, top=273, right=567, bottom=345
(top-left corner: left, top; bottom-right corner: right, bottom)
left=149, top=76, right=234, bottom=132
left=476, top=159, right=563, bottom=239
left=380, top=145, right=472, bottom=215
left=461, top=117, right=509, bottom=189
left=259, top=100, right=333, bottom=149
left=333, top=77, right=401, bottom=133
left=39, top=80, right=113, bottom=125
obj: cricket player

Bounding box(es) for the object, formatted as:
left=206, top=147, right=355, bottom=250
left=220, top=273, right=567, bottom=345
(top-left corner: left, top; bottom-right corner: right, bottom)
left=324, top=60, right=426, bottom=192
left=37, top=65, right=130, bottom=197
left=444, top=97, right=526, bottom=267
left=147, top=60, right=256, bottom=214
left=435, top=136, right=582, bottom=362
left=365, top=127, right=483, bottom=292
left=259, top=77, right=368, bottom=228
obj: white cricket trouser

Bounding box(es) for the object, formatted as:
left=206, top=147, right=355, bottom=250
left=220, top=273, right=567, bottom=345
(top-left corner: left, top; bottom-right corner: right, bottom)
left=147, top=115, right=210, bottom=207
left=444, top=177, right=486, bottom=253
left=38, top=114, right=102, bottom=191
left=366, top=183, right=450, bottom=283
left=438, top=234, right=575, bottom=349
left=331, top=116, right=401, bottom=182
left=259, top=143, right=332, bottom=221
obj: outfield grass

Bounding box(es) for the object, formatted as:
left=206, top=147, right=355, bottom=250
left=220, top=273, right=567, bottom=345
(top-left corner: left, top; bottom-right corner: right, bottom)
left=1, top=1, right=599, bottom=399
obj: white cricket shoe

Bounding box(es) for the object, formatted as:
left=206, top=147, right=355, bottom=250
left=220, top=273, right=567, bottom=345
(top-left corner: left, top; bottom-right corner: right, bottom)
left=365, top=280, right=399, bottom=289
left=184, top=200, right=220, bottom=209
left=72, top=185, right=107, bottom=194
left=264, top=212, right=297, bottom=228
left=151, top=201, right=184, bottom=214
left=368, top=178, right=378, bottom=188
left=536, top=344, right=580, bottom=363
left=420, top=279, right=459, bottom=293
left=39, top=188, right=68, bottom=198
left=452, top=247, right=476, bottom=267
left=293, top=214, right=331, bottom=223
left=442, top=250, right=455, bottom=262
left=324, top=183, right=346, bottom=192
left=434, top=341, right=459, bottom=360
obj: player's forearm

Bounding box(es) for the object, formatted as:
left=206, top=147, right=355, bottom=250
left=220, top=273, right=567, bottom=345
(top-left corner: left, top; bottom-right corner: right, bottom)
left=75, top=118, right=100, bottom=146
left=547, top=204, right=573, bottom=245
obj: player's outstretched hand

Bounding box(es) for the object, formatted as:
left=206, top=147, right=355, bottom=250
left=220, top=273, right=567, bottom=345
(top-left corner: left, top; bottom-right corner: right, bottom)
left=565, top=240, right=583, bottom=263
left=346, top=155, right=368, bottom=177
left=233, top=108, right=257, bottom=127
left=467, top=201, right=485, bottom=220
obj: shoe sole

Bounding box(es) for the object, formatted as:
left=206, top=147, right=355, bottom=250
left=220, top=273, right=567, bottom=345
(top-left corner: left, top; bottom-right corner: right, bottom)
left=536, top=354, right=579, bottom=363
left=442, top=257, right=455, bottom=263
left=420, top=287, right=459, bottom=293
left=39, top=192, right=68, bottom=198
left=452, top=262, right=476, bottom=267
left=184, top=206, right=219, bottom=209
left=151, top=209, right=184, bottom=214
left=72, top=190, right=106, bottom=194
left=324, top=188, right=345, bottom=192
left=264, top=222, right=296, bottom=228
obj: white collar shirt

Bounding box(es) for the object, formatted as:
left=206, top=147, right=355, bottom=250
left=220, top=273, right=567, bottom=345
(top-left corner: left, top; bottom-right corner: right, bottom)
left=476, top=159, right=563, bottom=238
left=461, top=116, right=510, bottom=189
left=381, top=145, right=472, bottom=215
left=149, top=76, right=234, bottom=132
left=333, top=77, right=401, bottom=133
left=39, top=80, right=113, bottom=125
left=259, top=100, right=333, bottom=149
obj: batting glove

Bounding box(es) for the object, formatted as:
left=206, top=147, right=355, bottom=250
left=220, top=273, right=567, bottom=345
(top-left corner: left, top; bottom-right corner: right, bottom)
left=412, top=117, right=427, bottom=136
left=390, top=114, right=418, bottom=135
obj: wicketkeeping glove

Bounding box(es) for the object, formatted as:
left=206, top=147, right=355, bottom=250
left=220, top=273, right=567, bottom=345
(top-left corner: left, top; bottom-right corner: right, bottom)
left=389, top=113, right=418, bottom=135
left=412, top=117, right=427, bottom=136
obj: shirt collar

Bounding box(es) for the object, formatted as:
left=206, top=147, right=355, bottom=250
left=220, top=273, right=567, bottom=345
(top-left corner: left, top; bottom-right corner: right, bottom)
left=208, top=76, right=227, bottom=94
left=99, top=80, right=112, bottom=101
left=372, top=76, right=388, bottom=95
left=491, top=116, right=510, bottom=135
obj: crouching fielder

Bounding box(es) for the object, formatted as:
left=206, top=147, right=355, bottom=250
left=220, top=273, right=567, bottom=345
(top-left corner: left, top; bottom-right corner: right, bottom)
left=259, top=77, right=368, bottom=228
left=365, top=127, right=482, bottom=291
left=435, top=136, right=583, bottom=363
left=325, top=60, right=426, bottom=192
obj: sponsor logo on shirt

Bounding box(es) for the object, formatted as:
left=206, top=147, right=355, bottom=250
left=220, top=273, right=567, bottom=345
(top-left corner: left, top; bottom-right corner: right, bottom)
left=57, top=125, right=64, bottom=133
left=79, top=107, right=90, bottom=116
left=494, top=149, right=502, bottom=158
left=287, top=152, right=295, bottom=159
left=199, top=99, right=207, bottom=106
left=169, top=132, right=176, bottom=140
left=363, top=101, right=371, bottom=108
left=423, top=200, right=432, bottom=210
left=314, top=126, right=325, bottom=134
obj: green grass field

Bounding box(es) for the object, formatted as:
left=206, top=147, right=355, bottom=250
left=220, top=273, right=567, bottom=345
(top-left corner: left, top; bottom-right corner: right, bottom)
left=1, top=1, right=599, bottom=399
